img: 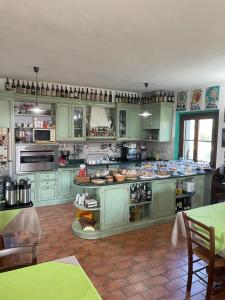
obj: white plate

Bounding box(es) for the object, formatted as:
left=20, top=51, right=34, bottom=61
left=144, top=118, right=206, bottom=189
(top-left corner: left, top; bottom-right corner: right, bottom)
left=155, top=175, right=171, bottom=178
left=139, top=176, right=155, bottom=180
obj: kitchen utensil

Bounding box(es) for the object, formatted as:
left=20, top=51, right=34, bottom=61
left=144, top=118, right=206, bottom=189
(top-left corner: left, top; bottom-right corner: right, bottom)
left=5, top=180, right=17, bottom=206
left=19, top=178, right=31, bottom=204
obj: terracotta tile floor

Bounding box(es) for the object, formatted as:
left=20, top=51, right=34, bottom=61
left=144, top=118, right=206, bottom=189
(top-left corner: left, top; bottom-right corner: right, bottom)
left=35, top=203, right=225, bottom=300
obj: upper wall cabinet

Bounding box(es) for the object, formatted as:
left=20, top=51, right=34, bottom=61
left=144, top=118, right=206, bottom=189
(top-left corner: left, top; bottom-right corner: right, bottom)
left=142, top=103, right=173, bottom=142
left=0, top=93, right=13, bottom=128
left=56, top=103, right=86, bottom=141
left=116, top=104, right=145, bottom=141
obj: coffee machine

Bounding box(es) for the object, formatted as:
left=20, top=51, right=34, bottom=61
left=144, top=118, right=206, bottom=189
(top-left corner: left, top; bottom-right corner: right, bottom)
left=121, top=143, right=137, bottom=161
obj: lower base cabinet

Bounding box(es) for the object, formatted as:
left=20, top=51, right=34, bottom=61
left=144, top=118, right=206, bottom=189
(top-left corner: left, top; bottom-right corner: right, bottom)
left=16, top=169, right=78, bottom=206
left=101, top=186, right=129, bottom=229
left=152, top=179, right=176, bottom=218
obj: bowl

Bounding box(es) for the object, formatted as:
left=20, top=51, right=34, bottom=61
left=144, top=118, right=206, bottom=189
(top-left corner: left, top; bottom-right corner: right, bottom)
left=114, top=174, right=126, bottom=182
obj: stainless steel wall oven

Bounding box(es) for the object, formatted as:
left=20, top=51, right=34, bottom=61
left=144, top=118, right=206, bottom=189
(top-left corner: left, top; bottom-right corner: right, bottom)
left=16, top=144, right=58, bottom=173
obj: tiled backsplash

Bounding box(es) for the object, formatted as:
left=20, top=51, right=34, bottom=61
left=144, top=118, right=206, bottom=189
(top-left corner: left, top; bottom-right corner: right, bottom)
left=58, top=140, right=173, bottom=161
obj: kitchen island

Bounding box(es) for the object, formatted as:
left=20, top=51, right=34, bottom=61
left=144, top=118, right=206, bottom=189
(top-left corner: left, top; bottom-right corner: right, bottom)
left=72, top=172, right=213, bottom=239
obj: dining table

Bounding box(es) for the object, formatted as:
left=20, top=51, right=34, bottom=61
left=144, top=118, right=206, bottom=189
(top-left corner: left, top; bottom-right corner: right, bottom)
left=0, top=255, right=102, bottom=300
left=171, top=202, right=225, bottom=257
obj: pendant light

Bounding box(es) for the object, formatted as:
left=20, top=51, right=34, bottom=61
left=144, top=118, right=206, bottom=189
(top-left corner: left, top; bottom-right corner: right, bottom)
left=139, top=82, right=152, bottom=117
left=28, top=66, right=45, bottom=113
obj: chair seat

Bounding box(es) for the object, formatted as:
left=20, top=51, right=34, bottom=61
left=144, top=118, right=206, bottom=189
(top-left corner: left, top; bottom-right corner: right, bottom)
left=193, top=247, right=225, bottom=268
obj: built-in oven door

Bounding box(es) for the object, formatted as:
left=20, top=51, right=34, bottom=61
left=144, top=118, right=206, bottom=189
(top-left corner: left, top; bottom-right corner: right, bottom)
left=19, top=151, right=57, bottom=172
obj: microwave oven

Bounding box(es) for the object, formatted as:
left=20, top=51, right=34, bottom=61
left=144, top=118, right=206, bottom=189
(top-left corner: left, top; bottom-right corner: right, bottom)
left=33, top=128, right=56, bottom=143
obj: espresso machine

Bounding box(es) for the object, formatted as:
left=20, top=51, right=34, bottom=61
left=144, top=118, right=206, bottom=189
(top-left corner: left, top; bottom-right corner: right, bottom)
left=121, top=143, right=137, bottom=161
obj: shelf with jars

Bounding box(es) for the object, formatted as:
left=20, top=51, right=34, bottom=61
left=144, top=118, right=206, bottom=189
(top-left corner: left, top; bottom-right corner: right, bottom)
left=14, top=101, right=56, bottom=143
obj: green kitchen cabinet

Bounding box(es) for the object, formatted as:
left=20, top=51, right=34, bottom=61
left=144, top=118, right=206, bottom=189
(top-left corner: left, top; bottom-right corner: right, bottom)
left=0, top=93, right=13, bottom=128
left=142, top=103, right=173, bottom=142
left=37, top=172, right=58, bottom=202
left=56, top=103, right=86, bottom=141
left=152, top=179, right=176, bottom=218
left=192, top=175, right=204, bottom=208
left=101, top=185, right=129, bottom=229
left=117, top=105, right=144, bottom=140
left=204, top=174, right=213, bottom=206
left=59, top=168, right=74, bottom=200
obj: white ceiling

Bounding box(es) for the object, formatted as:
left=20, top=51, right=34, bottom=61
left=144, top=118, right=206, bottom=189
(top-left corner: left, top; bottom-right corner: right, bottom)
left=1, top=0, right=225, bottom=92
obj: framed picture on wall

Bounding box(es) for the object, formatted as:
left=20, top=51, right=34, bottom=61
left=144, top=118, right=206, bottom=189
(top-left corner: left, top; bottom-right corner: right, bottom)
left=205, top=86, right=220, bottom=109
left=191, top=89, right=202, bottom=110
left=176, top=91, right=187, bottom=111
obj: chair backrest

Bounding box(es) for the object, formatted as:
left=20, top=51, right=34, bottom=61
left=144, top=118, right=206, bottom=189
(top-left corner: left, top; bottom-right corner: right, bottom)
left=0, top=243, right=37, bottom=272
left=182, top=212, right=215, bottom=258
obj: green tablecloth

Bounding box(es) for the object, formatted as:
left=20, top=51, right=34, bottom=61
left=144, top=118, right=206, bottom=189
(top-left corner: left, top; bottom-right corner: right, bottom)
left=187, top=203, right=225, bottom=255
left=0, top=261, right=101, bottom=300
left=0, top=209, right=21, bottom=232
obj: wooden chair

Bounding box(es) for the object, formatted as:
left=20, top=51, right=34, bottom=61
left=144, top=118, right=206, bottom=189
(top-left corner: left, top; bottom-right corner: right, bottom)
left=0, top=238, right=37, bottom=272
left=182, top=212, right=225, bottom=300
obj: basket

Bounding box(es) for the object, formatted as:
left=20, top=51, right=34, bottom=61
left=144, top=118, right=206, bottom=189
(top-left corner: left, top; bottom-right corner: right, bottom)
left=114, top=174, right=125, bottom=182
left=74, top=176, right=90, bottom=183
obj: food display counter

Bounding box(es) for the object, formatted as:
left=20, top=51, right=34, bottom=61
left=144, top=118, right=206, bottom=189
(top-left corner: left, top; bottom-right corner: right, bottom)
left=72, top=161, right=213, bottom=239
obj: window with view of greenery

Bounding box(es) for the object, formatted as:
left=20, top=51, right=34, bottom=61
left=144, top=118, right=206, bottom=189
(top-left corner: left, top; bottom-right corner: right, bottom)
left=179, top=112, right=218, bottom=167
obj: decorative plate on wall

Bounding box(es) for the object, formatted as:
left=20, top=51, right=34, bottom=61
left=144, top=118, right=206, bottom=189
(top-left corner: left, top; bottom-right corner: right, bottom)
left=176, top=91, right=187, bottom=111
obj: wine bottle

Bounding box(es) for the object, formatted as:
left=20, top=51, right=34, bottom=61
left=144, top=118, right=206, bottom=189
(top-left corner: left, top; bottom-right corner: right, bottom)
left=51, top=84, right=56, bottom=97
left=86, top=88, right=90, bottom=100
left=56, top=85, right=60, bottom=97
left=64, top=86, right=68, bottom=98
left=81, top=88, right=86, bottom=100
left=21, top=81, right=26, bottom=94
left=124, top=93, right=128, bottom=103
left=128, top=94, right=131, bottom=103
left=36, top=82, right=40, bottom=95
left=69, top=87, right=73, bottom=98
left=11, top=79, right=16, bottom=92
left=60, top=85, right=65, bottom=98
left=31, top=82, right=35, bottom=95
left=121, top=93, right=124, bottom=103
left=16, top=80, right=21, bottom=93
left=46, top=84, right=50, bottom=96
left=5, top=78, right=10, bottom=91
left=94, top=89, right=98, bottom=101
left=118, top=93, right=121, bottom=103
left=41, top=83, right=46, bottom=96
left=115, top=93, right=118, bottom=103
left=78, top=88, right=82, bottom=100
left=74, top=87, right=78, bottom=99
left=109, top=91, right=112, bottom=103
left=104, top=90, right=108, bottom=102
left=26, top=81, right=31, bottom=94
left=90, top=89, right=94, bottom=101
left=99, top=90, right=104, bottom=101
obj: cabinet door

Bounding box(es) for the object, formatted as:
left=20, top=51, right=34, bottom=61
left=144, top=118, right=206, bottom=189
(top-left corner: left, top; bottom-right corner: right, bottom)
left=101, top=186, right=129, bottom=229
left=159, top=105, right=173, bottom=142
left=193, top=176, right=204, bottom=208
left=60, top=169, right=73, bottom=199
left=73, top=106, right=86, bottom=140
left=39, top=187, right=57, bottom=201
left=142, top=105, right=160, bottom=129
left=153, top=179, right=175, bottom=218
left=117, top=109, right=127, bottom=138
left=204, top=174, right=212, bottom=206
left=56, top=104, right=72, bottom=140
left=0, top=99, right=11, bottom=128
left=127, top=108, right=143, bottom=140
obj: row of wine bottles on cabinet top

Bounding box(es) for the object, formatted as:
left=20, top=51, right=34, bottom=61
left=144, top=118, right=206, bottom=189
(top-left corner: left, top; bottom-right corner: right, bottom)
left=4, top=78, right=175, bottom=104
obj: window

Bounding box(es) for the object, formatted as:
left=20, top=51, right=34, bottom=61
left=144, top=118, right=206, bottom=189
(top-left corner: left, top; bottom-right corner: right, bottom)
left=179, top=112, right=218, bottom=167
